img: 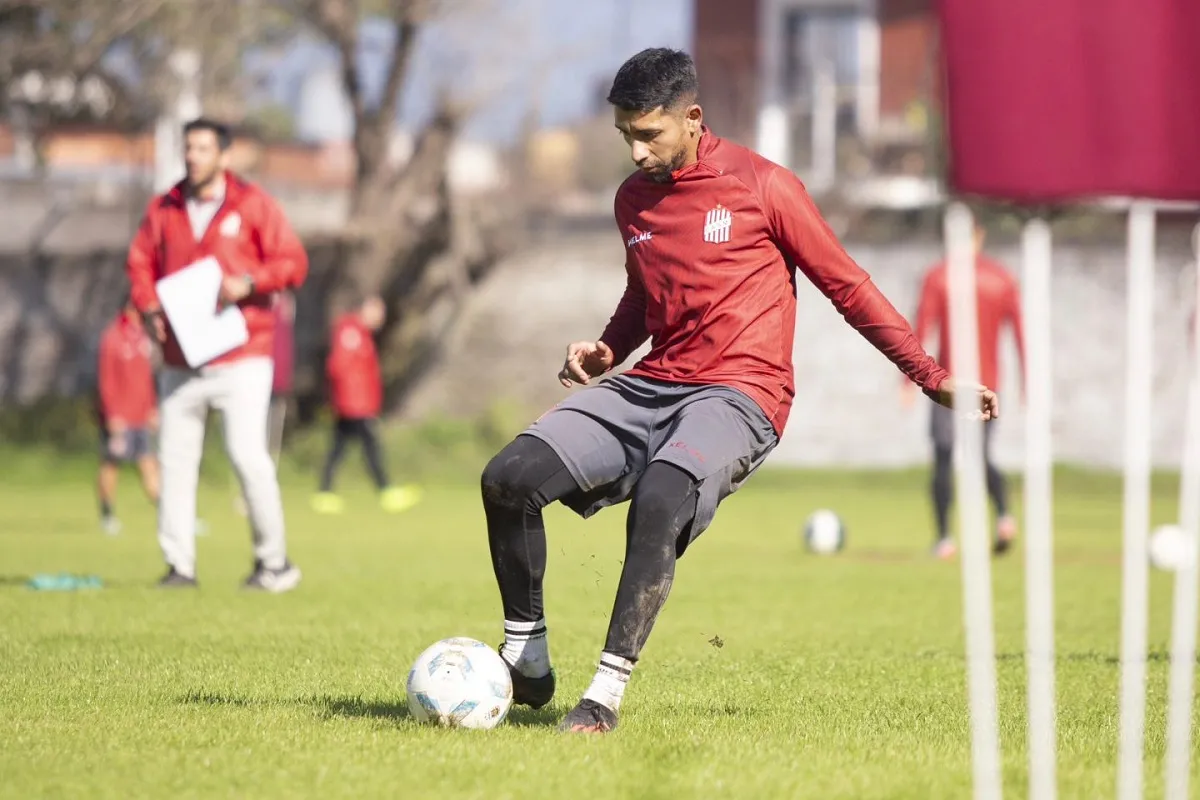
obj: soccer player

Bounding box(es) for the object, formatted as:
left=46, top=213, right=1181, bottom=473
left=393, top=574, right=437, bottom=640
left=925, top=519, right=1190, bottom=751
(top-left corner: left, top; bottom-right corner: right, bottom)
left=313, top=295, right=421, bottom=514
left=126, top=117, right=308, bottom=591
left=96, top=296, right=160, bottom=534
left=479, top=48, right=998, bottom=734
left=904, top=224, right=1025, bottom=560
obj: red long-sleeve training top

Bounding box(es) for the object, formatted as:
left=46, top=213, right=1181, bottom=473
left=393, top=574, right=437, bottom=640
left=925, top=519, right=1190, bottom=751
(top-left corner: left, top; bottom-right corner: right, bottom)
left=913, top=257, right=1025, bottom=393
left=97, top=312, right=156, bottom=428
left=599, top=128, right=948, bottom=436
left=125, top=172, right=308, bottom=369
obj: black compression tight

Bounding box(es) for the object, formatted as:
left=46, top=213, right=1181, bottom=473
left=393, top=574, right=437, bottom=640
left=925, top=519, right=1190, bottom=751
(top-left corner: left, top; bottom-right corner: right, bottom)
left=481, top=435, right=698, bottom=663
left=932, top=441, right=1009, bottom=540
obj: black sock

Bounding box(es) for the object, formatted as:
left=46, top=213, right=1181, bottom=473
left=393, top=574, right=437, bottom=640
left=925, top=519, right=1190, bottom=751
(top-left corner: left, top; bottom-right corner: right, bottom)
left=602, top=461, right=698, bottom=663
left=932, top=445, right=953, bottom=541
left=100, top=499, right=113, bottom=518
left=481, top=435, right=581, bottom=622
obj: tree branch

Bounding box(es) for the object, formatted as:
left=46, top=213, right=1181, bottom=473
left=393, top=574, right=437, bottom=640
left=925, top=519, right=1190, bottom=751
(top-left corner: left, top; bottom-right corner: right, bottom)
left=372, top=0, right=427, bottom=129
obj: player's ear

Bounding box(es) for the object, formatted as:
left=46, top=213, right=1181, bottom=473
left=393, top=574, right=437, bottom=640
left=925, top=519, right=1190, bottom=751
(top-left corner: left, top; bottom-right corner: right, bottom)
left=685, top=104, right=703, bottom=136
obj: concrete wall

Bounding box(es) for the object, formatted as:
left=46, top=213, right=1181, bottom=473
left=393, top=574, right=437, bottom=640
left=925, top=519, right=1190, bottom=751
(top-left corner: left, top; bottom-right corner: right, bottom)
left=0, top=226, right=1194, bottom=470
left=406, top=231, right=1197, bottom=471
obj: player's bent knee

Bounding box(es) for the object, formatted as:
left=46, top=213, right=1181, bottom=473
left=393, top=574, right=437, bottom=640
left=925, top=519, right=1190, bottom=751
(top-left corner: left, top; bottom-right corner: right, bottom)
left=480, top=434, right=562, bottom=511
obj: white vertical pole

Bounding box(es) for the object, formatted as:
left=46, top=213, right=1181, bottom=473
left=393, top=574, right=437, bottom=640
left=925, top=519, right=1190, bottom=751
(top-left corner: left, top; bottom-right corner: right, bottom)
left=810, top=58, right=838, bottom=193
left=153, top=49, right=202, bottom=193
left=1117, top=201, right=1156, bottom=800
left=946, top=202, right=1003, bottom=800
left=1163, top=223, right=1200, bottom=800
left=1022, top=218, right=1058, bottom=800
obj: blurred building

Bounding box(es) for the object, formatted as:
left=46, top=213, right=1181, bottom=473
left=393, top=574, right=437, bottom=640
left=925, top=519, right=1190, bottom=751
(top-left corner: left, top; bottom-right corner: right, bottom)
left=693, top=0, right=941, bottom=206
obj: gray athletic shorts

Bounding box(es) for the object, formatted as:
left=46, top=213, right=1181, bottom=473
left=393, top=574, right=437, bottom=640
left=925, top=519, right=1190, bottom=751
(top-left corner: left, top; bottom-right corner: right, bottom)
left=931, top=403, right=996, bottom=452
left=100, top=427, right=152, bottom=463
left=522, top=374, right=779, bottom=555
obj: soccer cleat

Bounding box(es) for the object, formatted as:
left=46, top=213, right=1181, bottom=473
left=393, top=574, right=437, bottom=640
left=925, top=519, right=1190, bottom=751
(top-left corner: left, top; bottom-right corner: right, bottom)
left=101, top=515, right=122, bottom=536
left=993, top=515, right=1017, bottom=555
left=311, top=492, right=345, bottom=515
left=498, top=643, right=556, bottom=709
left=242, top=560, right=302, bottom=593
left=557, top=698, right=618, bottom=734
left=158, top=567, right=197, bottom=588
left=932, top=538, right=957, bottom=561
left=380, top=485, right=422, bottom=514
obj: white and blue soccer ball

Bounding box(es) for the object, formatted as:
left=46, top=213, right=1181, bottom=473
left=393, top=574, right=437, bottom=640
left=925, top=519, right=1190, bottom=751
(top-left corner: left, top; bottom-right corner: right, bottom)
left=406, top=637, right=513, bottom=729
left=803, top=509, right=846, bottom=554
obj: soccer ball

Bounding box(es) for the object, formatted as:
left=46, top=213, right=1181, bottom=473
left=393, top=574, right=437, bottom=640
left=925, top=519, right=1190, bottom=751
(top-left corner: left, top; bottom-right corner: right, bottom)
left=406, top=637, right=513, bottom=729
left=1148, top=524, right=1197, bottom=572
left=804, top=509, right=846, bottom=554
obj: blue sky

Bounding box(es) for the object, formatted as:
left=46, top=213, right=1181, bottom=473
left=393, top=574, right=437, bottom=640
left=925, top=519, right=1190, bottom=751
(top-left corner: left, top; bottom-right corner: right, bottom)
left=242, top=0, right=692, bottom=143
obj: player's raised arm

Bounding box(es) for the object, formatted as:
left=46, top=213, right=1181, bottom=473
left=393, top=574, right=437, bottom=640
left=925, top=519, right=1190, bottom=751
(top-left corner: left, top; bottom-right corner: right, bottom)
left=762, top=165, right=948, bottom=400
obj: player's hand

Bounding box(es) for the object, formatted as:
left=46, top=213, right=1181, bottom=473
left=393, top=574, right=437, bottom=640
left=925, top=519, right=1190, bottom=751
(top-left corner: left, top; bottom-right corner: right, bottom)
left=144, top=311, right=166, bottom=343
left=108, top=432, right=127, bottom=458
left=219, top=274, right=253, bottom=305
left=934, top=377, right=999, bottom=421
left=558, top=341, right=614, bottom=387
left=148, top=412, right=160, bottom=432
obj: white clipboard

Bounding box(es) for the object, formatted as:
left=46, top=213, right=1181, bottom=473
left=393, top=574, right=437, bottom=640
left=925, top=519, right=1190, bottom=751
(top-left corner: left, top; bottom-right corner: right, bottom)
left=155, top=256, right=249, bottom=368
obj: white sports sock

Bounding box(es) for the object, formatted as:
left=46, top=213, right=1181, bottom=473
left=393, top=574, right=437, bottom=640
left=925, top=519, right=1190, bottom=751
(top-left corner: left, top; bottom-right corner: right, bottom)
left=501, top=618, right=551, bottom=678
left=582, top=652, right=634, bottom=712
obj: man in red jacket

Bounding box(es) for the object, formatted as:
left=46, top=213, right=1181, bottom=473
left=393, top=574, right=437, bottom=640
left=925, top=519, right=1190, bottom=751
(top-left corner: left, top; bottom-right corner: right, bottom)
left=479, top=48, right=999, bottom=733
left=905, top=224, right=1025, bottom=561
left=126, top=117, right=308, bottom=592
left=96, top=296, right=160, bottom=535
left=312, top=295, right=421, bottom=515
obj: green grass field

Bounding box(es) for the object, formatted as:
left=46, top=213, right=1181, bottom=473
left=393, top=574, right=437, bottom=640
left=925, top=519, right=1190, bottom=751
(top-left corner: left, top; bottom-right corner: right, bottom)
left=0, top=456, right=1195, bottom=799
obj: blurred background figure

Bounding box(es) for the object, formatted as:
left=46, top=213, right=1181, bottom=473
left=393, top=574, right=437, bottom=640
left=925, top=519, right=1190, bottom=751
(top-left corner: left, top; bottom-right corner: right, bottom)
left=312, top=295, right=421, bottom=515
left=903, top=224, right=1025, bottom=560
left=95, top=295, right=160, bottom=535
left=270, top=292, right=295, bottom=466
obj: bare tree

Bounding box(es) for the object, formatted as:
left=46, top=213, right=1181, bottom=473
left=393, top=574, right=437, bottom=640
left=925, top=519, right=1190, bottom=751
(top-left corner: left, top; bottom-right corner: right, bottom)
left=279, top=0, right=516, bottom=409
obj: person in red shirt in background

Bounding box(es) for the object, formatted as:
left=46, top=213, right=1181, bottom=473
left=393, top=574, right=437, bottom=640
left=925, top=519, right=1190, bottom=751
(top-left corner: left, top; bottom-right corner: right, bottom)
left=312, top=295, right=421, bottom=515
left=96, top=296, right=160, bottom=535
left=126, top=117, right=308, bottom=591
left=903, top=223, right=1025, bottom=561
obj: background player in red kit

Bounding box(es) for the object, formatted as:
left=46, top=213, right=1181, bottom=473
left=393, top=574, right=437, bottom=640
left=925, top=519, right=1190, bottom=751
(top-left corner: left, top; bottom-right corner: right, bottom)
left=96, top=296, right=160, bottom=534
left=903, top=224, right=1025, bottom=560
left=313, top=296, right=421, bottom=515
left=479, top=48, right=999, bottom=734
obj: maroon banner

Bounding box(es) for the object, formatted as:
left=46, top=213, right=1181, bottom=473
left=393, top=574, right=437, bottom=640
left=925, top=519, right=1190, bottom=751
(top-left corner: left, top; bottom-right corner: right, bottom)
left=938, top=0, right=1200, bottom=203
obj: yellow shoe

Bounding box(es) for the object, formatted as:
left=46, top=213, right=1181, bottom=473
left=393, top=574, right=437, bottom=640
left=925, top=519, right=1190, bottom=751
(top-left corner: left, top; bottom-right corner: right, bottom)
left=380, top=485, right=422, bottom=513
left=311, top=492, right=345, bottom=515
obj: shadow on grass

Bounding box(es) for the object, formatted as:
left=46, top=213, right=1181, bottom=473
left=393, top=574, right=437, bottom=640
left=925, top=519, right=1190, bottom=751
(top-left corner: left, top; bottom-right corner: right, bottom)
left=0, top=575, right=31, bottom=587
left=305, top=694, right=411, bottom=722
left=179, top=691, right=257, bottom=707
left=505, top=705, right=560, bottom=728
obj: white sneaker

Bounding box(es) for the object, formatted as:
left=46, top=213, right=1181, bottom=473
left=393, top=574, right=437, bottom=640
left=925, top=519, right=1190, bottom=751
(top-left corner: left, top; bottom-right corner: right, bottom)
left=101, top=516, right=122, bottom=536
left=242, top=561, right=302, bottom=593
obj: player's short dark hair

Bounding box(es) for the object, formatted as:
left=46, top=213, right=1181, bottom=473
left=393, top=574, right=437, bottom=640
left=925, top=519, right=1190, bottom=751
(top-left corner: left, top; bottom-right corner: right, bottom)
left=183, top=117, right=232, bottom=150
left=607, top=48, right=699, bottom=113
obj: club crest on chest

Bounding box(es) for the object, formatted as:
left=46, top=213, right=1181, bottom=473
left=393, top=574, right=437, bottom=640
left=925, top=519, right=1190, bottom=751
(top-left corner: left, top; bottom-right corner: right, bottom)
left=703, top=204, right=732, bottom=244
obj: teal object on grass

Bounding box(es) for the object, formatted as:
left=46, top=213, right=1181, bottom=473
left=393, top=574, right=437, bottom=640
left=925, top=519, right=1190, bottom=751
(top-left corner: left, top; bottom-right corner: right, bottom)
left=27, top=573, right=103, bottom=591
